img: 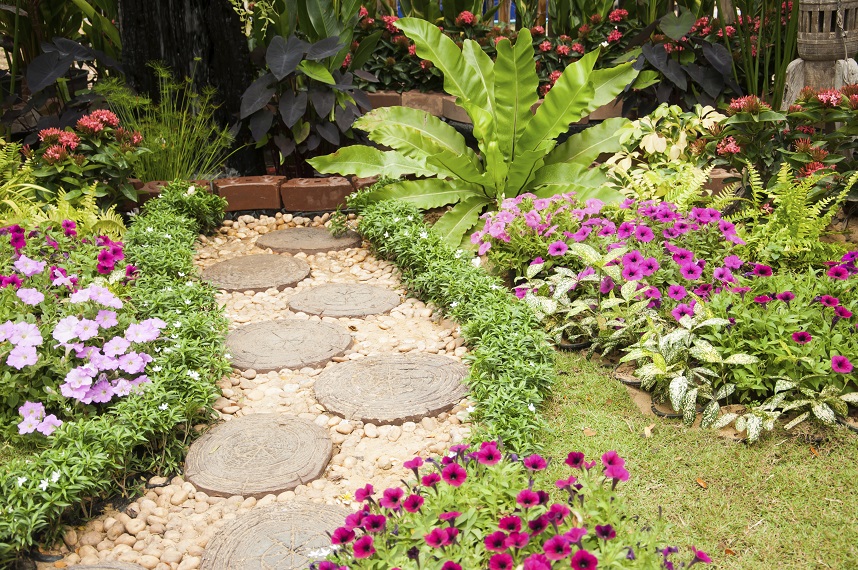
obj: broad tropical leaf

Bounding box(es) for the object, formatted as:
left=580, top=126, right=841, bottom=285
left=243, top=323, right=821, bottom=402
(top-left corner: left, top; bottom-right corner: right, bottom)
left=362, top=178, right=480, bottom=209
left=586, top=62, right=639, bottom=114
left=432, top=194, right=494, bottom=246
left=544, top=117, right=628, bottom=166
left=307, top=147, right=435, bottom=178
left=494, top=30, right=538, bottom=161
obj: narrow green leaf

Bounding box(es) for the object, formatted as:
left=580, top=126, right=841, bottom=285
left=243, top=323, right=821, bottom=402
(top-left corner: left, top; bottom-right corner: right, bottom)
left=363, top=178, right=479, bottom=209
left=432, top=194, right=494, bottom=246
left=544, top=117, right=628, bottom=166
left=494, top=30, right=538, bottom=161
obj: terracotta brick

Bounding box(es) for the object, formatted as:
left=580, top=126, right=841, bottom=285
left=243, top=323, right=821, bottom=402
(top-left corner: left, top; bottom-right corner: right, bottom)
left=366, top=90, right=402, bottom=109
left=349, top=176, right=379, bottom=191
left=588, top=97, right=623, bottom=120
left=705, top=168, right=738, bottom=197
left=401, top=91, right=444, bottom=117
left=213, top=176, right=284, bottom=211
left=442, top=95, right=471, bottom=124
left=280, top=177, right=354, bottom=212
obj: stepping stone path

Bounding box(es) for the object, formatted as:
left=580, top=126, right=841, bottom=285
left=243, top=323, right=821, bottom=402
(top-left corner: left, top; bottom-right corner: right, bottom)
left=201, top=254, right=309, bottom=292
left=256, top=226, right=362, bottom=254
left=200, top=502, right=348, bottom=570
left=70, top=564, right=147, bottom=569
left=315, top=354, right=469, bottom=424
left=185, top=414, right=332, bottom=498
left=287, top=283, right=401, bottom=317
left=226, top=320, right=353, bottom=372
left=54, top=217, right=473, bottom=570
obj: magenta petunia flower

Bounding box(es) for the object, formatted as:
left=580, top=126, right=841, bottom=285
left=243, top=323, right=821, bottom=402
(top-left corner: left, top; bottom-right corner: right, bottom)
left=543, top=535, right=571, bottom=560
left=523, top=454, right=547, bottom=471
left=403, top=456, right=424, bottom=471
left=565, top=527, right=588, bottom=544
left=723, top=255, right=743, bottom=269
left=667, top=284, right=687, bottom=300
left=402, top=493, right=424, bottom=513
left=634, top=225, right=655, bottom=242
left=505, top=531, right=530, bottom=549
left=832, top=355, right=854, bottom=373
left=441, top=463, right=467, bottom=487
left=476, top=442, right=502, bottom=465
left=672, top=248, right=695, bottom=265
left=691, top=547, right=712, bottom=564
left=753, top=295, right=773, bottom=305
left=595, top=524, right=616, bottom=540
left=776, top=291, right=795, bottom=303
left=601, top=450, right=625, bottom=468
left=523, top=553, right=550, bottom=570
left=565, top=451, right=585, bottom=469
left=354, top=483, right=374, bottom=502
left=352, top=535, right=375, bottom=558
left=379, top=487, right=404, bottom=509
left=671, top=303, right=694, bottom=321
left=547, top=240, right=569, bottom=256
left=424, top=527, right=447, bottom=548
left=599, top=276, right=615, bottom=294
left=752, top=264, right=773, bottom=277
left=488, top=553, right=514, bottom=570
left=622, top=250, right=644, bottom=266
left=680, top=263, right=703, bottom=280
left=438, top=511, right=461, bottom=522
left=617, top=222, right=635, bottom=239
left=516, top=489, right=540, bottom=508
left=820, top=295, right=840, bottom=307
left=555, top=475, right=577, bottom=489
left=331, top=526, right=355, bottom=544
left=441, top=562, right=462, bottom=570
left=827, top=266, right=849, bottom=280
left=641, top=257, right=660, bottom=276
left=570, top=549, right=599, bottom=570
left=621, top=264, right=644, bottom=281
left=791, top=331, right=812, bottom=344
left=527, top=515, right=549, bottom=535
left=835, top=306, right=853, bottom=318
left=485, top=530, right=508, bottom=552
left=498, top=516, right=522, bottom=533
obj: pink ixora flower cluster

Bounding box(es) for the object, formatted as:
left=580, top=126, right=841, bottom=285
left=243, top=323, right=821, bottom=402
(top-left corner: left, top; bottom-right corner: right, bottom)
left=455, top=10, right=475, bottom=26
left=76, top=109, right=121, bottom=136
left=314, top=444, right=711, bottom=570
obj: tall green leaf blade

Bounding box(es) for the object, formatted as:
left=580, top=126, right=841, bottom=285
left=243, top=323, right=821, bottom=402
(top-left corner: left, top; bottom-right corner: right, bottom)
left=504, top=149, right=545, bottom=195
left=432, top=194, right=493, bottom=246
left=586, top=62, right=639, bottom=116
left=462, top=41, right=495, bottom=117
left=395, top=18, right=481, bottom=105
left=425, top=151, right=489, bottom=186
left=516, top=50, right=597, bottom=156
left=544, top=117, right=628, bottom=166
left=363, top=178, right=479, bottom=209
left=494, top=30, right=538, bottom=161
left=307, top=147, right=434, bottom=178
left=529, top=163, right=603, bottom=187
left=298, top=0, right=339, bottom=39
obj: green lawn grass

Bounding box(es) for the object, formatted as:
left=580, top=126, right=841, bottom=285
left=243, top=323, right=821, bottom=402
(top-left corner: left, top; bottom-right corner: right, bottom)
left=538, top=351, right=858, bottom=569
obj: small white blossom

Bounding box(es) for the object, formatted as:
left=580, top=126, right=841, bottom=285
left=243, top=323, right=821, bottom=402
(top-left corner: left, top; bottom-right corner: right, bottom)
left=16, top=477, right=27, bottom=487
left=454, top=250, right=463, bottom=259
left=384, top=232, right=389, bottom=238
left=187, top=370, right=200, bottom=380
left=450, top=302, right=458, bottom=308
left=39, top=479, right=48, bottom=491
left=178, top=272, right=186, bottom=277
left=186, top=281, right=195, bottom=287
left=146, top=227, right=154, bottom=232
left=159, top=403, right=168, bottom=410
left=186, top=186, right=196, bottom=195
left=419, top=231, right=428, bottom=239
left=466, top=405, right=475, bottom=413
left=224, top=353, right=232, bottom=359
left=173, top=321, right=182, bottom=328
left=170, top=333, right=179, bottom=339
left=165, top=234, right=172, bottom=239
left=51, top=471, right=60, bottom=483
left=152, top=365, right=162, bottom=372
left=185, top=299, right=192, bottom=305
left=528, top=403, right=536, bottom=412
left=471, top=257, right=481, bottom=267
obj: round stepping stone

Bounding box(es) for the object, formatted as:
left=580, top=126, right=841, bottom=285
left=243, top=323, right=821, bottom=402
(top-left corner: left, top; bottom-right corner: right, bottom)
left=288, top=283, right=401, bottom=317
left=69, top=562, right=146, bottom=570
left=201, top=502, right=349, bottom=570
left=201, top=254, right=309, bottom=292
left=226, top=320, right=352, bottom=372
left=185, top=414, right=331, bottom=498
left=314, top=354, right=468, bottom=424
left=256, top=226, right=361, bottom=254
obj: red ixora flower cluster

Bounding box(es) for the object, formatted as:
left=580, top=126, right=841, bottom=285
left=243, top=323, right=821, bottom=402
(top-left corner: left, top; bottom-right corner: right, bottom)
left=76, top=109, right=121, bottom=136
left=455, top=10, right=475, bottom=26
left=609, top=8, right=628, bottom=22
left=315, top=444, right=712, bottom=570
left=727, top=95, right=771, bottom=115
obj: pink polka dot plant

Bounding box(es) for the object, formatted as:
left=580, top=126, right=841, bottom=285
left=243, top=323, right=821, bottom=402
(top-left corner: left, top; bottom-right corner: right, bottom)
left=313, top=443, right=711, bottom=569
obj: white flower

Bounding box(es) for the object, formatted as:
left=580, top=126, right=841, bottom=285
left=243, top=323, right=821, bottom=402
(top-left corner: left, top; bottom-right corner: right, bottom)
left=384, top=232, right=389, bottom=238
left=159, top=403, right=168, bottom=410
left=164, top=286, right=173, bottom=292
left=185, top=299, right=192, bottom=305
left=173, top=321, right=182, bottom=328
left=186, top=186, right=196, bottom=195
left=39, top=479, right=48, bottom=491
left=528, top=403, right=536, bottom=412
left=178, top=272, right=186, bottom=277
left=454, top=250, right=463, bottom=259
left=165, top=234, right=172, bottom=239
left=146, top=227, right=154, bottom=232
left=16, top=477, right=27, bottom=487
left=450, top=302, right=458, bottom=308
left=170, top=334, right=179, bottom=339
left=151, top=365, right=162, bottom=372
left=186, top=281, right=195, bottom=287
left=419, top=231, right=428, bottom=239
left=471, top=257, right=481, bottom=267
left=51, top=471, right=60, bottom=483
left=466, top=405, right=475, bottom=413
left=224, top=353, right=232, bottom=359
left=187, top=370, right=200, bottom=380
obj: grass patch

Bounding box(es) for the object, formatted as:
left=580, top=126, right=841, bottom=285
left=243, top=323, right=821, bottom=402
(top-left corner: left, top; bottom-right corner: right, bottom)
left=538, top=351, right=858, bottom=569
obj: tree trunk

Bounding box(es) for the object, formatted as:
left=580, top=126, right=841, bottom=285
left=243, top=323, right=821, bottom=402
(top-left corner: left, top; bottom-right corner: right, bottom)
left=118, top=0, right=265, bottom=175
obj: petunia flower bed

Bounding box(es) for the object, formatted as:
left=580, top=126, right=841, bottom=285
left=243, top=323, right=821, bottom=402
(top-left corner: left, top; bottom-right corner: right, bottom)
left=0, top=221, right=164, bottom=437
left=313, top=443, right=710, bottom=569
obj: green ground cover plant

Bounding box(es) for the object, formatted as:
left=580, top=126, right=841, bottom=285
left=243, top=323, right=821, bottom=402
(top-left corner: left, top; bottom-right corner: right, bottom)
left=0, top=180, right=229, bottom=564
left=356, top=195, right=555, bottom=453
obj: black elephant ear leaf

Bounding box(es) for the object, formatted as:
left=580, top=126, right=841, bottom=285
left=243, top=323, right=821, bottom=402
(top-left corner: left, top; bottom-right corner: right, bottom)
left=279, top=90, right=308, bottom=128
left=26, top=52, right=76, bottom=93
left=317, top=121, right=340, bottom=145
left=249, top=108, right=275, bottom=141
left=273, top=134, right=296, bottom=158
left=310, top=86, right=335, bottom=117
left=306, top=37, right=343, bottom=61
left=684, top=62, right=723, bottom=99
left=334, top=104, right=355, bottom=131
left=240, top=73, right=276, bottom=119
left=353, top=69, right=378, bottom=82
left=642, top=43, right=687, bottom=90
left=267, top=36, right=308, bottom=80
left=52, top=38, right=93, bottom=60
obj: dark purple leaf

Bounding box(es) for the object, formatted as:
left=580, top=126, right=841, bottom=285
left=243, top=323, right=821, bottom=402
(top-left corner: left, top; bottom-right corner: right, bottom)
left=351, top=89, right=371, bottom=111
left=267, top=36, right=309, bottom=80
left=353, top=69, right=378, bottom=82
left=306, top=133, right=321, bottom=151
left=249, top=108, right=274, bottom=141
left=26, top=52, right=75, bottom=93
left=317, top=121, right=340, bottom=145
left=334, top=104, right=355, bottom=131
left=306, top=37, right=343, bottom=61
left=240, top=73, right=276, bottom=119
left=273, top=135, right=296, bottom=158
left=684, top=63, right=723, bottom=99
left=309, top=86, right=335, bottom=117
left=279, top=90, right=308, bottom=128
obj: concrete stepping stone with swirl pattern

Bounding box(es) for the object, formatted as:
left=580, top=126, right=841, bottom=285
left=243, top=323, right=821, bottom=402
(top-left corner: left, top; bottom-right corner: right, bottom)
left=200, top=502, right=349, bottom=570
left=314, top=353, right=469, bottom=424
left=226, top=320, right=352, bottom=372
left=201, top=254, right=309, bottom=292
left=287, top=283, right=401, bottom=317
left=256, top=226, right=361, bottom=254
left=185, top=414, right=332, bottom=498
